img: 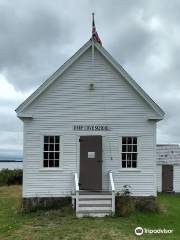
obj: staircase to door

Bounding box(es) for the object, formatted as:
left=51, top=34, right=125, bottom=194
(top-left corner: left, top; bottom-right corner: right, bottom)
left=76, top=191, right=112, bottom=217
left=73, top=172, right=115, bottom=217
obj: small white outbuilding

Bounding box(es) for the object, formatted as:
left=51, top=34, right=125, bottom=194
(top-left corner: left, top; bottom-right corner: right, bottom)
left=157, top=144, right=180, bottom=193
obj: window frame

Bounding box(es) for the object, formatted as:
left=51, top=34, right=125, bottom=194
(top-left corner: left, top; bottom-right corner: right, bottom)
left=120, top=136, right=140, bottom=169
left=40, top=133, right=64, bottom=170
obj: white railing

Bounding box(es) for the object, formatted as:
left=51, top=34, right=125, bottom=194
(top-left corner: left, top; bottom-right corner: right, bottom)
left=73, top=172, right=79, bottom=213
left=109, top=171, right=115, bottom=215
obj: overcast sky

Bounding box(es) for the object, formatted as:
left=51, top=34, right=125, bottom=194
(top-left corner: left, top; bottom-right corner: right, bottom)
left=0, top=0, right=180, bottom=159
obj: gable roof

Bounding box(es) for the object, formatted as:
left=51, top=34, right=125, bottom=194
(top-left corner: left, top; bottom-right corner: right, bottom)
left=16, top=40, right=165, bottom=119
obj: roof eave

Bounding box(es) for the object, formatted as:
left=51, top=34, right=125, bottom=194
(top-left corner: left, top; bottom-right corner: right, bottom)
left=17, top=113, right=33, bottom=120
left=148, top=115, right=164, bottom=121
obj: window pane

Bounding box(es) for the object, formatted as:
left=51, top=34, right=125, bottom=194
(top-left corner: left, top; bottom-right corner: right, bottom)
left=133, top=137, right=137, bottom=144
left=44, top=136, right=48, bottom=143
left=55, top=152, right=59, bottom=159
left=128, top=137, right=132, bottom=144
left=49, top=160, right=54, bottom=167
left=122, top=161, right=126, bottom=168
left=122, top=153, right=126, bottom=160
left=132, top=153, right=137, bottom=160
left=49, top=152, right=54, bottom=160
left=128, top=145, right=132, bottom=152
left=55, top=160, right=59, bottom=167
left=133, top=145, right=137, bottom=152
left=55, top=144, right=59, bottom=151
left=44, top=152, right=48, bottom=160
left=132, top=161, right=137, bottom=168
left=127, top=160, right=131, bottom=168
left=44, top=160, right=48, bottom=167
left=55, top=136, right=59, bottom=143
left=50, top=136, right=54, bottom=143
left=122, top=137, right=126, bottom=144
left=122, top=145, right=126, bottom=152
left=127, top=153, right=131, bottom=160
left=44, top=144, right=48, bottom=151
left=49, top=144, right=54, bottom=151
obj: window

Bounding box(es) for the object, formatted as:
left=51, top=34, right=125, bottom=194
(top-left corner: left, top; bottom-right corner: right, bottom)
left=43, top=136, right=60, bottom=168
left=122, top=137, right=137, bottom=168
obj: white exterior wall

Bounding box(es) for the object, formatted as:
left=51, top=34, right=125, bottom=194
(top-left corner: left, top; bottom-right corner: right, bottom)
left=173, top=165, right=180, bottom=192
left=22, top=47, right=157, bottom=198
left=156, top=164, right=180, bottom=192
left=156, top=165, right=162, bottom=192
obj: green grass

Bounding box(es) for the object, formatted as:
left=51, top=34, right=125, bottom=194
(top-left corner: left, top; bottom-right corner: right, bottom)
left=0, top=186, right=180, bottom=240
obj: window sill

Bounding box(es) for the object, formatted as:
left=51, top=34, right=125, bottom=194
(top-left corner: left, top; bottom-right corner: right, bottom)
left=118, top=168, right=142, bottom=172
left=39, top=168, right=64, bottom=171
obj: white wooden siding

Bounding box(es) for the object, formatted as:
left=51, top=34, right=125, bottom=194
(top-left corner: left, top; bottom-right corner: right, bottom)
left=22, top=47, right=157, bottom=197
left=156, top=165, right=162, bottom=192
left=174, top=166, right=180, bottom=192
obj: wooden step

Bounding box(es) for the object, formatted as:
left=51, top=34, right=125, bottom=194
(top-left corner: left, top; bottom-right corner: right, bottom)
left=78, top=194, right=112, bottom=199
left=78, top=206, right=112, bottom=211
left=79, top=191, right=111, bottom=195
left=79, top=204, right=112, bottom=207
left=79, top=199, right=112, bottom=205
left=73, top=190, right=113, bottom=217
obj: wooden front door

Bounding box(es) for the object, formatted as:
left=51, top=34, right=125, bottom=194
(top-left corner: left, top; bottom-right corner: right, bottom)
left=79, top=136, right=102, bottom=191
left=162, top=165, right=173, bottom=192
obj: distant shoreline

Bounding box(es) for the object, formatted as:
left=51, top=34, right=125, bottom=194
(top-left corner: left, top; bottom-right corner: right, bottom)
left=0, top=160, right=23, bottom=162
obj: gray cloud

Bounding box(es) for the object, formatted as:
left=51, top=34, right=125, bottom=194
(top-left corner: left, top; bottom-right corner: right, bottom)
left=0, top=111, right=21, bottom=132
left=0, top=0, right=75, bottom=90
left=0, top=0, right=179, bottom=157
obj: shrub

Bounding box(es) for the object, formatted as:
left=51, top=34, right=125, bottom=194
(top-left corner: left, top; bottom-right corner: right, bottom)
left=0, top=168, right=23, bottom=186
left=115, top=185, right=159, bottom=216
left=116, top=185, right=135, bottom=217
left=135, top=196, right=160, bottom=213
left=21, top=197, right=72, bottom=212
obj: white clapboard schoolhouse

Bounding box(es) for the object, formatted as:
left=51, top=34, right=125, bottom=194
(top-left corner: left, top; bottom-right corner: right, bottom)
left=16, top=16, right=164, bottom=217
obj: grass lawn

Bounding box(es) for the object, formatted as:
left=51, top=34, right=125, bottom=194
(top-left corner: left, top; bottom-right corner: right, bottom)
left=0, top=186, right=180, bottom=240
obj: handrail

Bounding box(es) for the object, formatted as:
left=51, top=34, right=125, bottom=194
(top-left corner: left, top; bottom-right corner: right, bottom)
left=109, top=171, right=115, bottom=192
left=74, top=172, right=79, bottom=213
left=74, top=172, right=79, bottom=192
left=109, top=171, right=115, bottom=215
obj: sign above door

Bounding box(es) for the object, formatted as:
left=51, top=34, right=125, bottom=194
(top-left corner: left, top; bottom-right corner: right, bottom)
left=73, top=125, right=109, bottom=131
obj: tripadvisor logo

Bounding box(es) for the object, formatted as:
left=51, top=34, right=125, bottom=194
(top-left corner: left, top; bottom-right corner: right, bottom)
left=135, top=227, right=143, bottom=236
left=135, top=226, right=173, bottom=236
